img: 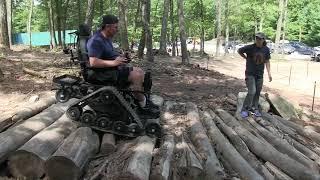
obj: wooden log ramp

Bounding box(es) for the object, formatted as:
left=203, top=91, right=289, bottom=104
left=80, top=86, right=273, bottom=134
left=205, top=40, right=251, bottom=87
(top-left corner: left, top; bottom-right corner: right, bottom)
left=202, top=110, right=264, bottom=180
left=0, top=95, right=56, bottom=132
left=150, top=134, right=175, bottom=180
left=0, top=101, right=73, bottom=165
left=185, top=102, right=226, bottom=180
left=8, top=114, right=78, bottom=179
left=210, top=111, right=274, bottom=180
left=103, top=135, right=156, bottom=180
left=44, top=127, right=100, bottom=180
left=215, top=108, right=320, bottom=180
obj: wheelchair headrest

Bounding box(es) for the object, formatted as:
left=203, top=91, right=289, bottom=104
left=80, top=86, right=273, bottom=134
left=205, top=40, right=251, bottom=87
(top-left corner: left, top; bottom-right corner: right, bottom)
left=78, top=24, right=91, bottom=37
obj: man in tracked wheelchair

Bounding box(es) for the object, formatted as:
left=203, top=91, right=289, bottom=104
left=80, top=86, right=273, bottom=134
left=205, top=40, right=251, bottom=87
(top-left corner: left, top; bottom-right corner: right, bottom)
left=86, top=14, right=159, bottom=117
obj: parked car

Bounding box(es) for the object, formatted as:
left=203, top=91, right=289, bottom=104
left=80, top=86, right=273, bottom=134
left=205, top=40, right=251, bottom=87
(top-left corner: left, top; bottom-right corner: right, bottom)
left=311, top=46, right=320, bottom=62
left=288, top=41, right=314, bottom=55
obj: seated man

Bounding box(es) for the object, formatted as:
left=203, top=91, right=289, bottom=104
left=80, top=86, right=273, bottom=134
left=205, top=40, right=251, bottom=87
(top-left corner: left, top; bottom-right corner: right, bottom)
left=86, top=14, right=158, bottom=117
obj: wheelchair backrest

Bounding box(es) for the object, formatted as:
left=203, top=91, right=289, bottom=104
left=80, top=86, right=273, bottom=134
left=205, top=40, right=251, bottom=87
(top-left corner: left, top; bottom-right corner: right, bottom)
left=77, top=24, right=91, bottom=81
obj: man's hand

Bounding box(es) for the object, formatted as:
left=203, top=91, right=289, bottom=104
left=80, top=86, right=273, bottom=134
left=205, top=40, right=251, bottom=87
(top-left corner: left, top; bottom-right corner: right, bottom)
left=268, top=75, right=272, bottom=82
left=114, top=56, right=127, bottom=66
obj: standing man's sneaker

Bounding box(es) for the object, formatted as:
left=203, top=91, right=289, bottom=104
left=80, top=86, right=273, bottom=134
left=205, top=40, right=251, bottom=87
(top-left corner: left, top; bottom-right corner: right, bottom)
left=254, top=109, right=262, bottom=117
left=240, top=110, right=249, bottom=118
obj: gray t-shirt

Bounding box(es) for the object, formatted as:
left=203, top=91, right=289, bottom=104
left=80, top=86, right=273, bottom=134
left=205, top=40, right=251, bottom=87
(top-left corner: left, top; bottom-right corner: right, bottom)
left=238, top=44, right=271, bottom=78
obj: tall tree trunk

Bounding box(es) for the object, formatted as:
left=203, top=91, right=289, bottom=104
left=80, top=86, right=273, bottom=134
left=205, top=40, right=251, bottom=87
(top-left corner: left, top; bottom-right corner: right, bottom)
left=77, top=0, right=81, bottom=26
left=85, top=0, right=95, bottom=31
left=6, top=0, right=12, bottom=48
left=299, top=26, right=302, bottom=42
left=48, top=0, right=56, bottom=49
left=100, top=0, right=104, bottom=17
left=199, top=0, right=205, bottom=55
left=177, top=0, right=189, bottom=64
left=118, top=0, right=129, bottom=50
left=170, top=0, right=176, bottom=56
left=133, top=0, right=141, bottom=34
left=215, top=0, right=222, bottom=57
left=281, top=0, right=288, bottom=55
left=142, top=0, right=154, bottom=62
left=27, top=0, right=34, bottom=49
left=62, top=0, right=70, bottom=49
left=55, top=0, right=62, bottom=46
left=159, top=0, right=170, bottom=55
left=137, top=29, right=145, bottom=59
left=0, top=0, right=9, bottom=49
left=275, top=0, right=284, bottom=54
left=224, top=0, right=229, bottom=56
left=259, top=1, right=266, bottom=32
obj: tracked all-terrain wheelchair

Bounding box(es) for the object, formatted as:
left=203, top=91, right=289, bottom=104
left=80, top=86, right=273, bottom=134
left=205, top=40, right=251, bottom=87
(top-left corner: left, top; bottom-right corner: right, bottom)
left=53, top=25, right=161, bottom=138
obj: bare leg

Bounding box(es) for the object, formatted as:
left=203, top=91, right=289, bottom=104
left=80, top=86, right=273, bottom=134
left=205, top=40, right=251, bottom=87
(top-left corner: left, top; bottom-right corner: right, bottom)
left=128, top=67, right=145, bottom=104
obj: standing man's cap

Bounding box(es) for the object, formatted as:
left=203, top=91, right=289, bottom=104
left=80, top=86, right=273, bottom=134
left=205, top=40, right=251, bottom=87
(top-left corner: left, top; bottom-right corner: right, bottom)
left=101, top=15, right=119, bottom=25
left=255, top=32, right=266, bottom=39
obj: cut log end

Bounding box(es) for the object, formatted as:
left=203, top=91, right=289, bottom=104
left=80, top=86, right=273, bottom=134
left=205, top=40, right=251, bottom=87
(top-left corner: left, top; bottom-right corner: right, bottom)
left=45, top=156, right=80, bottom=180
left=8, top=150, right=44, bottom=179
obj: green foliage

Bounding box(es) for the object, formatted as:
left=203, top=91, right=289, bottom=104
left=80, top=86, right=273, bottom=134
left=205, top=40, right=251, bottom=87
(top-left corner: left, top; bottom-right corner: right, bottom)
left=10, top=0, right=320, bottom=46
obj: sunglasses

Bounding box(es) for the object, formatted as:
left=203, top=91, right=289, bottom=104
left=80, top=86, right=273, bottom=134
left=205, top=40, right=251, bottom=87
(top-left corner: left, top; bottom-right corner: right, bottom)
left=256, top=36, right=264, bottom=40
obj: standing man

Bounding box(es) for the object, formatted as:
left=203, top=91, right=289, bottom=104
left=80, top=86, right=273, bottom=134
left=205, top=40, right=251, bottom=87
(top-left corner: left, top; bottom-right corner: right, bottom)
left=86, top=14, right=159, bottom=117
left=238, top=32, right=272, bottom=118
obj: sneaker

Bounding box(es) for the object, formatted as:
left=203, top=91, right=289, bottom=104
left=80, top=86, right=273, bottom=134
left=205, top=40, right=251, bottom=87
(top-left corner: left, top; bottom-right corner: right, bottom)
left=240, top=110, right=249, bottom=118
left=254, top=109, right=262, bottom=117
left=146, top=99, right=160, bottom=110
left=137, top=104, right=160, bottom=119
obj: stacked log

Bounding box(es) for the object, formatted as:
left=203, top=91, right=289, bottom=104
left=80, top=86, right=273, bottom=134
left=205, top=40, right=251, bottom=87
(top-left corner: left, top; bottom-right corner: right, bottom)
left=186, top=102, right=225, bottom=180
left=45, top=127, right=99, bottom=180
left=8, top=114, right=78, bottom=179
left=0, top=95, right=56, bottom=132
left=216, top=109, right=320, bottom=180
left=0, top=103, right=68, bottom=164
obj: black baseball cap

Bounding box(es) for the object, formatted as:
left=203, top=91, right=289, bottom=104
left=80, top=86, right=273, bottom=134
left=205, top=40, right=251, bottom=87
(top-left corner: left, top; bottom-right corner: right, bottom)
left=255, top=32, right=266, bottom=39
left=101, top=15, right=119, bottom=27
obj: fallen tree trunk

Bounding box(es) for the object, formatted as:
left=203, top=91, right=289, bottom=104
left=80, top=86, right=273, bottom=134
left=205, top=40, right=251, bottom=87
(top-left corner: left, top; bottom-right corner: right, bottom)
left=202, top=110, right=263, bottom=180
left=259, top=113, right=320, bottom=167
left=174, top=134, right=203, bottom=180
left=0, top=103, right=67, bottom=164
left=8, top=114, right=78, bottom=179
left=210, top=111, right=274, bottom=180
left=113, top=136, right=155, bottom=180
left=12, top=95, right=56, bottom=122
left=45, top=127, right=99, bottom=180
left=274, top=115, right=320, bottom=146
left=0, top=95, right=56, bottom=132
left=262, top=112, right=309, bottom=145
left=99, top=133, right=116, bottom=156
left=22, top=67, right=46, bottom=78
left=186, top=102, right=226, bottom=180
left=246, top=117, right=319, bottom=172
left=150, top=134, right=175, bottom=180
left=216, top=109, right=320, bottom=180
left=265, top=162, right=293, bottom=180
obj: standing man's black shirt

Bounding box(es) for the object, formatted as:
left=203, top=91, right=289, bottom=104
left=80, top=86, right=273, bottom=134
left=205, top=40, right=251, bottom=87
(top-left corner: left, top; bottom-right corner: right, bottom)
left=238, top=44, right=271, bottom=78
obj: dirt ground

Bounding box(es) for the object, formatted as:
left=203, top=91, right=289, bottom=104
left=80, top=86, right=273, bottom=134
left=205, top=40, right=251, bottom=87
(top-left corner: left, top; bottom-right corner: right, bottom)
left=0, top=47, right=319, bottom=118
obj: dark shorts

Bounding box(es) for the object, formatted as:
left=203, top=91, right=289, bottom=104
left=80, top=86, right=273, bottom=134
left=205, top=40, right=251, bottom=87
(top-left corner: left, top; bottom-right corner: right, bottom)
left=87, top=65, right=133, bottom=86
left=117, top=65, right=133, bottom=85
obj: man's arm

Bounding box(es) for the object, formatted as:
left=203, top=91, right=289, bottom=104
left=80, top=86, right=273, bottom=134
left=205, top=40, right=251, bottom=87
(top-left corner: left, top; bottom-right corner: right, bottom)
left=265, top=61, right=272, bottom=82
left=89, top=56, right=126, bottom=68
left=237, top=45, right=250, bottom=59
